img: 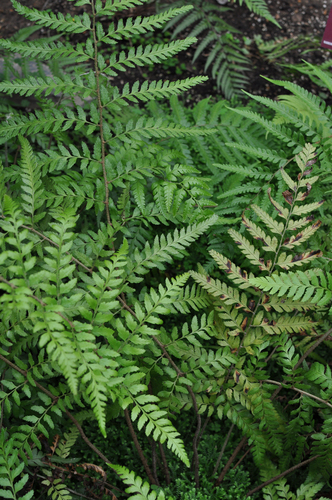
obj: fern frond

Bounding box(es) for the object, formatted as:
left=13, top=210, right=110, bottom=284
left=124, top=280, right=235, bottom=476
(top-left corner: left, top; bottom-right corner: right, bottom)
left=17, top=136, right=45, bottom=223
left=251, top=204, right=285, bottom=234
left=214, top=163, right=271, bottom=179
left=190, top=272, right=251, bottom=311
left=11, top=0, right=91, bottom=33
left=169, top=284, right=211, bottom=314
left=129, top=215, right=217, bottom=278
left=225, top=142, right=288, bottom=165
left=110, top=464, right=170, bottom=500
left=110, top=77, right=208, bottom=108
left=0, top=429, right=32, bottom=500
left=105, top=38, right=198, bottom=74
left=209, top=249, right=255, bottom=289
left=100, top=0, right=151, bottom=15
left=0, top=38, right=82, bottom=61
left=242, top=92, right=321, bottom=138
left=129, top=394, right=189, bottom=466
left=0, top=74, right=95, bottom=98
left=227, top=106, right=306, bottom=149
left=102, top=6, right=195, bottom=42
left=241, top=214, right=278, bottom=253
left=229, top=229, right=271, bottom=271
left=250, top=270, right=332, bottom=307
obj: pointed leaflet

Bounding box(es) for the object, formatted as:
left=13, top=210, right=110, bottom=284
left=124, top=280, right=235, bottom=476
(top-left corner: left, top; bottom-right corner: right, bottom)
left=267, top=188, right=289, bottom=219
left=241, top=214, right=278, bottom=253
left=251, top=204, right=284, bottom=235
left=209, top=249, right=255, bottom=289
left=280, top=167, right=297, bottom=191
left=229, top=229, right=271, bottom=271
left=258, top=315, right=316, bottom=335
left=190, top=272, right=251, bottom=311
left=276, top=250, right=322, bottom=270
left=282, top=220, right=321, bottom=249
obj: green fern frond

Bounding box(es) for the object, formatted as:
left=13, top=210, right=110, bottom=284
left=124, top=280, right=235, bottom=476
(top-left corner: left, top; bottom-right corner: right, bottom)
left=227, top=106, right=306, bottom=149
left=0, top=429, right=32, bottom=500
left=214, top=163, right=271, bottom=179
left=102, top=6, right=195, bottom=42
left=225, top=142, right=288, bottom=166
left=105, top=38, right=198, bottom=74
left=99, top=0, right=150, bottom=15
left=129, top=215, right=217, bottom=278
left=170, top=284, right=211, bottom=314
left=250, top=270, right=332, bottom=308
left=0, top=74, right=95, bottom=98
left=0, top=38, right=80, bottom=61
left=129, top=394, right=189, bottom=466
left=11, top=0, right=91, bottom=33
left=190, top=272, right=251, bottom=311
left=41, top=477, right=72, bottom=500
left=17, top=136, right=45, bottom=223
left=110, top=464, right=170, bottom=500
left=110, top=77, right=208, bottom=108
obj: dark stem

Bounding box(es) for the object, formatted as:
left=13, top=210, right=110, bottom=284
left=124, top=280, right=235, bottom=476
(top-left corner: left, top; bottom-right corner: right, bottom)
left=212, top=423, right=235, bottom=476
left=187, top=386, right=201, bottom=488
left=149, top=438, right=160, bottom=486
left=197, top=415, right=210, bottom=447
left=232, top=444, right=253, bottom=470
left=246, top=455, right=320, bottom=497
left=158, top=442, right=171, bottom=486
left=214, top=435, right=247, bottom=487
left=124, top=408, right=157, bottom=485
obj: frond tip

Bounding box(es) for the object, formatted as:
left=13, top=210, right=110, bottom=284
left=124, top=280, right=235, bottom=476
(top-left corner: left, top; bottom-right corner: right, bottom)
left=109, top=464, right=171, bottom=500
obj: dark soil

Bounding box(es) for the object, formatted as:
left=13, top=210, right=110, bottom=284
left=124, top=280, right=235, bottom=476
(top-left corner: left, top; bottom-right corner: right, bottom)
left=0, top=0, right=331, bottom=102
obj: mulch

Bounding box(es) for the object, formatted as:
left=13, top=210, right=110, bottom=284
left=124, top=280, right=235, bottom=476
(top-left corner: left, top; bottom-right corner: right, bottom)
left=0, top=0, right=331, bottom=101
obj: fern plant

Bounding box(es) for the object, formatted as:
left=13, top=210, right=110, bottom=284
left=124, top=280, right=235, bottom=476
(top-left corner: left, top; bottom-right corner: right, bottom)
left=1, top=1, right=332, bottom=499
left=156, top=0, right=280, bottom=98
left=0, top=0, right=221, bottom=498
left=181, top=143, right=332, bottom=498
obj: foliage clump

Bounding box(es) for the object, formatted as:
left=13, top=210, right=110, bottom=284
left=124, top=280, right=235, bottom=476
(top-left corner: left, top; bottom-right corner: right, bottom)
left=0, top=1, right=332, bottom=500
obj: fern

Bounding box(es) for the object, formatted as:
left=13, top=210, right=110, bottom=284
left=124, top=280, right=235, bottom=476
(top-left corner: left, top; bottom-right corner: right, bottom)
left=0, top=0, right=221, bottom=497
left=110, top=465, right=170, bottom=500
left=186, top=144, right=332, bottom=494
left=1, top=0, right=332, bottom=498
left=157, top=0, right=278, bottom=98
